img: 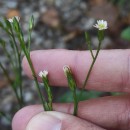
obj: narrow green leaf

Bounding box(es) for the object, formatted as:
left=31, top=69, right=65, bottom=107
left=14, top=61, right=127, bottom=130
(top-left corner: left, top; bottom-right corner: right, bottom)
left=1, top=18, right=13, bottom=35
left=29, top=15, right=34, bottom=31
left=85, top=32, right=91, bottom=44
left=4, top=18, right=12, bottom=30
left=27, top=15, right=34, bottom=52
left=85, top=32, right=94, bottom=59
left=13, top=17, right=20, bottom=32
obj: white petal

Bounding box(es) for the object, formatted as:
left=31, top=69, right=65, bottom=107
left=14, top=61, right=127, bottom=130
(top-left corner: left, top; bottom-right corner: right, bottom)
left=8, top=16, right=20, bottom=23
left=63, top=65, right=70, bottom=72
left=39, top=71, right=44, bottom=77
left=93, top=20, right=108, bottom=30
left=42, top=70, right=48, bottom=76
left=39, top=70, right=48, bottom=77
left=15, top=16, right=20, bottom=22
left=97, top=20, right=100, bottom=24
left=8, top=18, right=13, bottom=23
left=93, top=24, right=98, bottom=28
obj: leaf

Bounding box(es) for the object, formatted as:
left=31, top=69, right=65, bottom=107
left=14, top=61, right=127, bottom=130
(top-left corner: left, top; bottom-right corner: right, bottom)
left=4, top=18, right=12, bottom=30
left=85, top=32, right=91, bottom=44
left=111, top=92, right=124, bottom=96
left=121, top=27, right=130, bottom=41
left=13, top=17, right=22, bottom=34
left=0, top=18, right=12, bottom=35
left=85, top=32, right=94, bottom=59
left=58, top=90, right=102, bottom=103
left=29, top=15, right=35, bottom=31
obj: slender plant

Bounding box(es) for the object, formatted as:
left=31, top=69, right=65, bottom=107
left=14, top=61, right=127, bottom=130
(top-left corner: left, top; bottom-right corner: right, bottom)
left=0, top=16, right=108, bottom=122
left=39, top=70, right=53, bottom=111
left=0, top=16, right=50, bottom=122
left=63, top=65, right=78, bottom=116
left=63, top=20, right=108, bottom=115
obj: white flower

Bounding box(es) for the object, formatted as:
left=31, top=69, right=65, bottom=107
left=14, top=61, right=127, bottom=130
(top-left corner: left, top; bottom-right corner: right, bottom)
left=8, top=16, right=20, bottom=23
left=39, top=70, right=48, bottom=78
left=93, top=20, right=108, bottom=30
left=63, top=65, right=71, bottom=77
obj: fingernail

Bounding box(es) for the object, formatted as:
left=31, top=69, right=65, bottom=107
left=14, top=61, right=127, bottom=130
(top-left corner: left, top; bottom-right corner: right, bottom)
left=26, top=112, right=62, bottom=130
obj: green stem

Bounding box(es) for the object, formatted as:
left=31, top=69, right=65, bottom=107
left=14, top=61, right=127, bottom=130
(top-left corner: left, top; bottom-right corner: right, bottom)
left=80, top=41, right=102, bottom=96
left=14, top=23, right=48, bottom=110
left=42, top=76, right=53, bottom=111
left=34, top=76, right=48, bottom=111
left=27, top=30, right=32, bottom=52
left=9, top=27, right=20, bottom=66
left=64, top=66, right=78, bottom=115
left=10, top=35, right=24, bottom=107
left=3, top=47, right=15, bottom=68
left=0, top=62, right=22, bottom=108
left=48, top=93, right=53, bottom=111
left=73, top=89, right=78, bottom=116
left=27, top=56, right=48, bottom=110
left=14, top=88, right=23, bottom=108
left=9, top=26, right=24, bottom=106
left=85, top=32, right=94, bottom=60
left=88, top=44, right=94, bottom=60
left=18, top=54, right=24, bottom=106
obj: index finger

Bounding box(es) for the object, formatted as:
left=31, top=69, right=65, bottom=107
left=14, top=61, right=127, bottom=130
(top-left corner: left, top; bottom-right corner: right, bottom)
left=22, top=49, right=130, bottom=92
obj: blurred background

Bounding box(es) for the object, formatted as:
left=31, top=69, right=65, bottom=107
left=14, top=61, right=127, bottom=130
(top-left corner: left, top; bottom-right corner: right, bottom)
left=0, top=0, right=130, bottom=129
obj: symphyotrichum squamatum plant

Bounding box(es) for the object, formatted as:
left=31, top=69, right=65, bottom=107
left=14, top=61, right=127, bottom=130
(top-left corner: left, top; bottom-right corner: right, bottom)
left=82, top=20, right=107, bottom=91
left=63, top=20, right=108, bottom=115
left=63, top=65, right=78, bottom=116
left=0, top=16, right=23, bottom=108
left=39, top=70, right=53, bottom=111
left=0, top=16, right=108, bottom=122
left=0, top=16, right=50, bottom=122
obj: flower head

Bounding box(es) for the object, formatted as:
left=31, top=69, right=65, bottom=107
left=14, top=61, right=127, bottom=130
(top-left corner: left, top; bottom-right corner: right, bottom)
left=93, top=20, right=108, bottom=30
left=63, top=65, right=71, bottom=77
left=8, top=16, right=20, bottom=23
left=39, top=70, right=48, bottom=78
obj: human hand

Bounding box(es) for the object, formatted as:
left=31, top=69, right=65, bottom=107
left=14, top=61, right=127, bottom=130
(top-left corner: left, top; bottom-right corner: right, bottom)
left=12, top=49, right=130, bottom=130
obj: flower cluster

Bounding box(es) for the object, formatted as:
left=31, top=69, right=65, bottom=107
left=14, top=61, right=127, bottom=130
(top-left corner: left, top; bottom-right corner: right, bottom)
left=93, top=20, right=108, bottom=30
left=8, top=16, right=20, bottom=23
left=39, top=70, right=48, bottom=78
left=63, top=65, right=72, bottom=77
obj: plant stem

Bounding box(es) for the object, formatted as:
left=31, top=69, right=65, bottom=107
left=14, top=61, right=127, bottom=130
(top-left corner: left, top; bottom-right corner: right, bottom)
left=27, top=56, right=48, bottom=110
left=9, top=25, right=20, bottom=65
left=0, top=62, right=22, bottom=108
left=13, top=20, right=48, bottom=111
left=80, top=41, right=102, bottom=96
left=9, top=23, right=25, bottom=106
left=18, top=54, right=24, bottom=106
left=85, top=32, right=94, bottom=60
left=41, top=76, right=53, bottom=111
left=88, top=44, right=94, bottom=60
left=14, top=88, right=23, bottom=108
left=10, top=34, right=24, bottom=107
left=63, top=65, right=78, bottom=115
left=73, top=89, right=78, bottom=116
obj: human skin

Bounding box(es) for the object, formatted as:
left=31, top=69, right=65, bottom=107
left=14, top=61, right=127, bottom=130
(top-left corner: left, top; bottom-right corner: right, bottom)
left=12, top=49, right=130, bottom=130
